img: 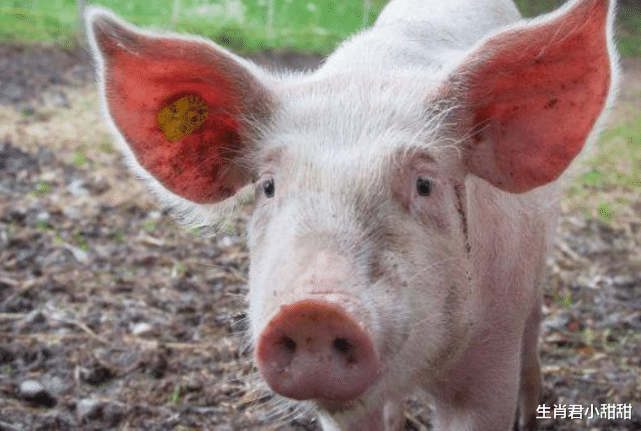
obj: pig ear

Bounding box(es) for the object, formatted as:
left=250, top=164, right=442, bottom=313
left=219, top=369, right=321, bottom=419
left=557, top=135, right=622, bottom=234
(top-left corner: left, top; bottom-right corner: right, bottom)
left=87, top=7, right=273, bottom=204
left=453, top=0, right=616, bottom=193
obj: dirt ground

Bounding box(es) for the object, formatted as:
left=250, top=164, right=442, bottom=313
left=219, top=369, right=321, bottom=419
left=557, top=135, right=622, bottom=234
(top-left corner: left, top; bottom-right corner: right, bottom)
left=0, top=42, right=640, bottom=431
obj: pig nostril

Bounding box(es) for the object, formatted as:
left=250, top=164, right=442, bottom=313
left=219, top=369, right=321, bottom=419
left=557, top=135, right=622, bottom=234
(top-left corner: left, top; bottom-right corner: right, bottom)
left=333, top=338, right=351, bottom=354
left=333, top=338, right=358, bottom=364
left=278, top=336, right=297, bottom=354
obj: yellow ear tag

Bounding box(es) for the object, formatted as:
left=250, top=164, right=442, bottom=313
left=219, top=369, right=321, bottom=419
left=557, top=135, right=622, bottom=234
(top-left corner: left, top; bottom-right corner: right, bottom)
left=156, top=95, right=209, bottom=142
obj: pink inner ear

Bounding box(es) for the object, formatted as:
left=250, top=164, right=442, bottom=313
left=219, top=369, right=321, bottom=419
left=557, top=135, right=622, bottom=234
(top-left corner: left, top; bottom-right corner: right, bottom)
left=465, top=0, right=611, bottom=193
left=101, top=33, right=250, bottom=203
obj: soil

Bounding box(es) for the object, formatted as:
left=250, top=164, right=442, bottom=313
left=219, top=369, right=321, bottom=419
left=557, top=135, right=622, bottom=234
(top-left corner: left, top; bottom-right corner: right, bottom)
left=0, top=41, right=639, bottom=431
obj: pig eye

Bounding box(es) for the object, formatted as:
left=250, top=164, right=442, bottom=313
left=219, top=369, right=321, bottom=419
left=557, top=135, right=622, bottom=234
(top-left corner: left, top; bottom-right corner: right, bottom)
left=262, top=178, right=275, bottom=198
left=415, top=177, right=432, bottom=197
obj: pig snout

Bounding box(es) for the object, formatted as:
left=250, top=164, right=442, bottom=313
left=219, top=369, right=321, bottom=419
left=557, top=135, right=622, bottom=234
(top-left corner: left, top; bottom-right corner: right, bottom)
left=256, top=300, right=380, bottom=405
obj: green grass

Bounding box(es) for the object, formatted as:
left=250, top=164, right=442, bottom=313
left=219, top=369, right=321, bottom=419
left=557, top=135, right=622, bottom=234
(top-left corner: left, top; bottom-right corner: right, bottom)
left=94, top=0, right=388, bottom=53
left=564, top=112, right=641, bottom=225
left=618, top=3, right=641, bottom=58
left=2, top=0, right=640, bottom=56
left=1, top=0, right=386, bottom=54
left=513, top=0, right=565, bottom=16
left=0, top=0, right=79, bottom=45
left=586, top=115, right=641, bottom=189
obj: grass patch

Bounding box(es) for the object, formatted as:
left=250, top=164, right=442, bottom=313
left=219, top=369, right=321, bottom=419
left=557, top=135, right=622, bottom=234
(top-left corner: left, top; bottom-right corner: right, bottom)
left=71, top=146, right=88, bottom=167
left=1, top=0, right=386, bottom=54
left=111, top=0, right=388, bottom=54
left=564, top=112, right=641, bottom=225
left=0, top=1, right=78, bottom=45
left=513, top=0, right=565, bottom=17
left=618, top=3, right=641, bottom=58
left=2, top=0, right=638, bottom=57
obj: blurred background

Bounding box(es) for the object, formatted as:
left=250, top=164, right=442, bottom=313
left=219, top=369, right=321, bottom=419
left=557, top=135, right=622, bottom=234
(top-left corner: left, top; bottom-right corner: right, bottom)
left=1, top=0, right=640, bottom=56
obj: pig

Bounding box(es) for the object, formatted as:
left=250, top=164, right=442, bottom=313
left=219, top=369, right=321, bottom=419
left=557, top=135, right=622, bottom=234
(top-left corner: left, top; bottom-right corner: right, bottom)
left=86, top=0, right=618, bottom=429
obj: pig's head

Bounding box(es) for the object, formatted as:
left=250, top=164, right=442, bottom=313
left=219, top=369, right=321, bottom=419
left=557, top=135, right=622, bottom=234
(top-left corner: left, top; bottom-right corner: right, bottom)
left=245, top=80, right=476, bottom=412
left=87, top=0, right=615, bottom=427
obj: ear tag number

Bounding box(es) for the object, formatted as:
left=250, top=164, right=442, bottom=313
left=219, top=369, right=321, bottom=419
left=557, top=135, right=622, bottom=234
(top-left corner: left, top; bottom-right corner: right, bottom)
left=157, top=95, right=209, bottom=142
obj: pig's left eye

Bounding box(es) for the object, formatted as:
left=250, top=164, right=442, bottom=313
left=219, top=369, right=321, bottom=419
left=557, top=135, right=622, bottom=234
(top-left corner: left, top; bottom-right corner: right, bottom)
left=262, top=178, right=275, bottom=198
left=415, top=177, right=432, bottom=197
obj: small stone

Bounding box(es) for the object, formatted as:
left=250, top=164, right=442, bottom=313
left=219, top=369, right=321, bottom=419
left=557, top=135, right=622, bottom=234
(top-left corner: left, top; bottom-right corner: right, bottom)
left=63, top=243, right=90, bottom=263
left=218, top=235, right=237, bottom=248
left=35, top=211, right=50, bottom=222
left=77, top=398, right=101, bottom=420
left=18, top=380, right=56, bottom=408
left=66, top=178, right=89, bottom=196
left=131, top=322, right=153, bottom=336
left=542, top=314, right=571, bottom=331
left=19, top=380, right=43, bottom=396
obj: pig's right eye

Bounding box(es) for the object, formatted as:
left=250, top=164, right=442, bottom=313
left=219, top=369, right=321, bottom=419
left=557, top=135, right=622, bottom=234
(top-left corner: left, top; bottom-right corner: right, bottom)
left=415, top=177, right=432, bottom=197
left=262, top=178, right=275, bottom=198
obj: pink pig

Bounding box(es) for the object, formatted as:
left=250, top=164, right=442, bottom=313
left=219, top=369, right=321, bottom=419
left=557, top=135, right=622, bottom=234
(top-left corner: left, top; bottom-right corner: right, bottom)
left=86, top=0, right=617, bottom=429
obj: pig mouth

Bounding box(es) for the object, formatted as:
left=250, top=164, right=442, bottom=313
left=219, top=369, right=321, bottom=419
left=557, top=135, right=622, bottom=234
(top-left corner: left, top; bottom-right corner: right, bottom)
left=314, top=396, right=360, bottom=413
